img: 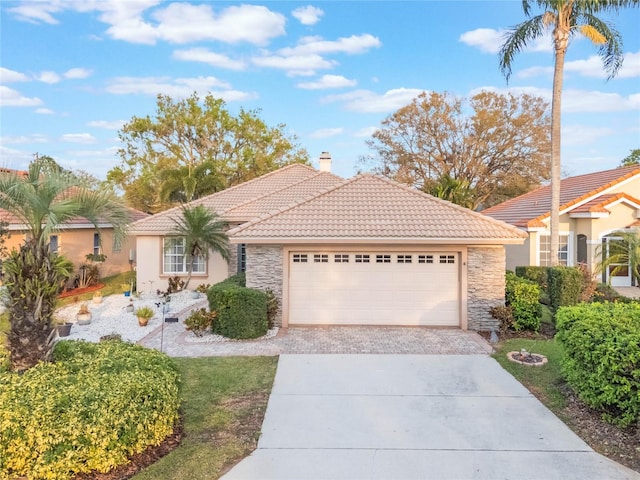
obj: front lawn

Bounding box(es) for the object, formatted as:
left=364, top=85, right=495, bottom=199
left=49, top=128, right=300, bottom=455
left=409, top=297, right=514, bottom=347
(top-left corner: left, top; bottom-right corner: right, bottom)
left=133, top=356, right=278, bottom=480
left=493, top=338, right=639, bottom=472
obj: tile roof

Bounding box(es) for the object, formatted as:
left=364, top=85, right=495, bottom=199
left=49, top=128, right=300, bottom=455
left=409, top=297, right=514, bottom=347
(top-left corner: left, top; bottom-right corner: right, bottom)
left=482, top=165, right=640, bottom=227
left=1, top=206, right=149, bottom=229
left=228, top=174, right=527, bottom=244
left=570, top=193, right=640, bottom=214
left=131, top=164, right=342, bottom=234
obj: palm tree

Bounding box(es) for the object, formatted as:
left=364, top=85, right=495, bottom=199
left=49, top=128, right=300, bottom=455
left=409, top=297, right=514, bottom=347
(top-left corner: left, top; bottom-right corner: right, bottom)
left=0, top=161, right=131, bottom=371
left=426, top=174, right=476, bottom=209
left=596, top=230, right=640, bottom=287
left=170, top=205, right=229, bottom=290
left=499, top=0, right=637, bottom=266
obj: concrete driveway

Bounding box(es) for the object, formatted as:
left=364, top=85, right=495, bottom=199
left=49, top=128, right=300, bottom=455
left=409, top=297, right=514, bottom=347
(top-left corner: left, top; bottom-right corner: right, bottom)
left=222, top=354, right=639, bottom=480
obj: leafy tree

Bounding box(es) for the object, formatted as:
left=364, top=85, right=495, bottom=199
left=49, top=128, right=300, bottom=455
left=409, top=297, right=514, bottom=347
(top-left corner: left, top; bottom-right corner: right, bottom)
left=500, top=0, right=637, bottom=266
left=426, top=174, right=476, bottom=209
left=109, top=93, right=310, bottom=213
left=0, top=160, right=131, bottom=371
left=596, top=230, right=640, bottom=287
left=170, top=205, right=229, bottom=290
left=362, top=91, right=550, bottom=209
left=620, top=148, right=640, bottom=167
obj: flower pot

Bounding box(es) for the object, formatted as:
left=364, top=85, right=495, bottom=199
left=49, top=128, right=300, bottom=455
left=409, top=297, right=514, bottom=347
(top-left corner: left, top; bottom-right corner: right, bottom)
left=124, top=291, right=131, bottom=297
left=190, top=291, right=200, bottom=299
left=76, top=313, right=92, bottom=325
left=56, top=323, right=72, bottom=337
left=93, top=296, right=103, bottom=304
left=138, top=316, right=150, bottom=327
left=125, top=304, right=134, bottom=313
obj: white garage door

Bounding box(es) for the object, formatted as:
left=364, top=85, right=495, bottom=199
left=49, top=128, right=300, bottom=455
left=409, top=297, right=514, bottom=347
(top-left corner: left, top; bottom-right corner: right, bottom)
left=288, top=251, right=460, bottom=326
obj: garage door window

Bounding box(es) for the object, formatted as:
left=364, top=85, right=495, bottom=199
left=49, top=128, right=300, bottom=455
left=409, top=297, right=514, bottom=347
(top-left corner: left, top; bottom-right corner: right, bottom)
left=440, top=255, right=455, bottom=264
left=293, top=254, right=308, bottom=263
left=313, top=254, right=328, bottom=263
left=376, top=254, right=391, bottom=263
left=355, top=254, right=370, bottom=263
left=418, top=255, right=434, bottom=264
left=335, top=254, right=349, bottom=263
left=397, top=255, right=412, bottom=263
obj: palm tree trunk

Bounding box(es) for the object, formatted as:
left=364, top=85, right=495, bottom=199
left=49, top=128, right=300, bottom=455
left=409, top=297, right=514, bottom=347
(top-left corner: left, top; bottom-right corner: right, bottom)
left=550, top=32, right=567, bottom=267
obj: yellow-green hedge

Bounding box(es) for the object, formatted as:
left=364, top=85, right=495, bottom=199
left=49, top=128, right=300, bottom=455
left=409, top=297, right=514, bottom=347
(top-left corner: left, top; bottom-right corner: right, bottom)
left=0, top=340, right=180, bottom=480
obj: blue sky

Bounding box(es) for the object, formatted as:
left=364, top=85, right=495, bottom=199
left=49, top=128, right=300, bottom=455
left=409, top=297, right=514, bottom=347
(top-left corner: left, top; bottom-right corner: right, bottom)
left=1, top=1, right=639, bottom=182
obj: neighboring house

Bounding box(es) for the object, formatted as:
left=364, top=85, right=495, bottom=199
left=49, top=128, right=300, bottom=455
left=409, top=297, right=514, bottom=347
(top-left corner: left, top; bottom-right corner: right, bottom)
left=482, top=165, right=640, bottom=286
left=131, top=154, right=526, bottom=331
left=0, top=206, right=149, bottom=279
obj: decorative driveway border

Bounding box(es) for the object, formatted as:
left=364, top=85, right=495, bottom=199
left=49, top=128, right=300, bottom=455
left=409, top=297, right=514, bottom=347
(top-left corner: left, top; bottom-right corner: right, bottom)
left=139, top=324, right=493, bottom=357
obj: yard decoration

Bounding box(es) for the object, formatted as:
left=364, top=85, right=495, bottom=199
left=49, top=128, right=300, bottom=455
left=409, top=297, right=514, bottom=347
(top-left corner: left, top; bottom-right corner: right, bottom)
left=134, top=306, right=154, bottom=327
left=76, top=303, right=92, bottom=325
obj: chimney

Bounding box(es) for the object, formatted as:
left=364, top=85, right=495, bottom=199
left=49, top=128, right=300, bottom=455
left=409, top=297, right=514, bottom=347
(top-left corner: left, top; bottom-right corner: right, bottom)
left=319, top=151, right=332, bottom=172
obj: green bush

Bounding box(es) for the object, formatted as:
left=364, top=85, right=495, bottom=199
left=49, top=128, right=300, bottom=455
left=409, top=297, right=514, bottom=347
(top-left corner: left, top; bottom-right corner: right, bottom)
left=547, top=266, right=583, bottom=314
left=591, top=283, right=635, bottom=304
left=218, top=272, right=246, bottom=288
left=0, top=340, right=180, bottom=480
left=515, top=266, right=549, bottom=291
left=506, top=271, right=542, bottom=331
left=208, top=281, right=267, bottom=339
left=556, top=303, right=640, bottom=427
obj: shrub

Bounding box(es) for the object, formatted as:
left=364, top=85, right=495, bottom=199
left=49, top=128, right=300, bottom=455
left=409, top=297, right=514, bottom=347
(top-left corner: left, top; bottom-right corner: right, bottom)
left=265, top=289, right=278, bottom=329
left=134, top=306, right=154, bottom=319
left=591, top=283, right=634, bottom=303
left=489, top=304, right=514, bottom=333
left=0, top=340, right=180, bottom=479
left=505, top=271, right=542, bottom=331
left=515, top=266, right=548, bottom=291
left=219, top=272, right=246, bottom=288
left=208, top=282, right=267, bottom=339
left=556, top=303, right=640, bottom=427
left=184, top=308, right=217, bottom=336
left=547, top=266, right=583, bottom=314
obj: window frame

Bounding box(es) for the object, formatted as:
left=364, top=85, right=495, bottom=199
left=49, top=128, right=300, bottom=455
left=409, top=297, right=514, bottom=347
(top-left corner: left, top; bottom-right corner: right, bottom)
left=162, top=237, right=206, bottom=275
left=537, top=233, right=571, bottom=267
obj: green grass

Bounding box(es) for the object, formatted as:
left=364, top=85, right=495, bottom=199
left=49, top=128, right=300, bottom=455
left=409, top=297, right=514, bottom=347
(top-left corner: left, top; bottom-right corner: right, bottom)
left=493, top=338, right=567, bottom=415
left=133, top=356, right=278, bottom=480
left=56, top=271, right=134, bottom=307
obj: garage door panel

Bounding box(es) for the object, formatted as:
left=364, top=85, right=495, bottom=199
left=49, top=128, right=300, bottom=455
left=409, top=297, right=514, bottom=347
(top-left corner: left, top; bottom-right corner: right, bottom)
left=289, top=251, right=460, bottom=327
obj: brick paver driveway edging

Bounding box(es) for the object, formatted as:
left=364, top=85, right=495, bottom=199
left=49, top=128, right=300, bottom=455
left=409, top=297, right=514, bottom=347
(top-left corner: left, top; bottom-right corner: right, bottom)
left=140, top=325, right=493, bottom=357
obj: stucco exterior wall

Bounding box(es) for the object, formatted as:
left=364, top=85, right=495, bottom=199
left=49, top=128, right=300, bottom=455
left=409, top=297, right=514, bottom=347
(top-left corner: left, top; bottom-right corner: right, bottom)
left=244, top=244, right=283, bottom=326
left=467, top=246, right=505, bottom=331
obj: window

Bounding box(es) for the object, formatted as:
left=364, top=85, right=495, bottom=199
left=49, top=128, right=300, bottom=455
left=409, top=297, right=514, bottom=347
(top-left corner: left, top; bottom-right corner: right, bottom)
left=293, top=254, right=308, bottom=263
left=418, top=255, right=433, bottom=264
left=93, top=233, right=101, bottom=256
left=539, top=235, right=569, bottom=266
left=163, top=237, right=205, bottom=274
left=397, top=255, right=412, bottom=263
left=237, top=244, right=246, bottom=272
left=50, top=235, right=59, bottom=254
left=439, top=255, right=455, bottom=264
left=334, top=254, right=349, bottom=263
left=112, top=235, right=122, bottom=253
left=314, top=254, right=328, bottom=263
left=355, top=254, right=370, bottom=263
left=376, top=254, right=391, bottom=263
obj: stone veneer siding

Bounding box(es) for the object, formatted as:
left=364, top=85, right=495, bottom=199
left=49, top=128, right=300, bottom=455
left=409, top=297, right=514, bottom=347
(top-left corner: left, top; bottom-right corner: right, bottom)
left=467, top=246, right=505, bottom=331
left=245, top=244, right=283, bottom=326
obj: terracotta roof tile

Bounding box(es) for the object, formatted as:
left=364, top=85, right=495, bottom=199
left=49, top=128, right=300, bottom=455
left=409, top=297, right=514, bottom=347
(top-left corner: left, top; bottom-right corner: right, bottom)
left=229, top=175, right=527, bottom=243
left=130, top=164, right=336, bottom=233
left=482, top=165, right=640, bottom=227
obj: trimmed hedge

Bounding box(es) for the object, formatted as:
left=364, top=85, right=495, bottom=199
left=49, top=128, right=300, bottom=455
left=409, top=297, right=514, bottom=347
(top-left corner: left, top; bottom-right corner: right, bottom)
left=547, top=266, right=583, bottom=314
left=0, top=340, right=180, bottom=480
left=515, top=266, right=549, bottom=291
left=208, top=279, right=267, bottom=339
left=505, top=271, right=542, bottom=331
left=556, top=303, right=640, bottom=427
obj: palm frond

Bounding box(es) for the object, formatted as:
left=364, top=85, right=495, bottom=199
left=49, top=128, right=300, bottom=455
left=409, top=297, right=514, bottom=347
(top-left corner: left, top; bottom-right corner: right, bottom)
left=499, top=15, right=548, bottom=81
left=580, top=13, right=624, bottom=78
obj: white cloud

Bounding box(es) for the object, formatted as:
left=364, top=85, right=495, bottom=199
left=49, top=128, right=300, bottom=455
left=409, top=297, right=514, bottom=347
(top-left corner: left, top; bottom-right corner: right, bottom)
left=354, top=126, right=378, bottom=138
left=297, top=74, right=357, bottom=90
left=564, top=51, right=640, bottom=79
left=7, top=1, right=62, bottom=24
left=38, top=71, right=61, bottom=84
left=516, top=66, right=553, bottom=79
left=60, top=133, right=97, bottom=144
left=460, top=28, right=552, bottom=54
left=64, top=67, right=92, bottom=79
left=292, top=6, right=323, bottom=25
left=280, top=34, right=381, bottom=56
left=322, top=88, right=424, bottom=113
left=0, top=134, right=48, bottom=144
left=35, top=108, right=55, bottom=114
left=0, top=67, right=30, bottom=83
left=309, top=127, right=343, bottom=139
left=87, top=120, right=125, bottom=130
left=172, top=48, right=246, bottom=70
left=66, top=146, right=120, bottom=158
left=105, top=76, right=256, bottom=101
left=562, top=125, right=614, bottom=146
left=252, top=54, right=337, bottom=76
left=0, top=86, right=43, bottom=106
left=618, top=51, right=640, bottom=78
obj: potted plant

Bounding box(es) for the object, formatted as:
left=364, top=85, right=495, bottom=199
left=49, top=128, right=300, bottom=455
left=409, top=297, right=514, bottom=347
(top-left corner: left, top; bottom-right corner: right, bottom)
left=134, top=306, right=154, bottom=327
left=125, top=299, right=135, bottom=313
left=92, top=290, right=103, bottom=304
left=55, top=318, right=73, bottom=337
left=121, top=283, right=131, bottom=297
left=184, top=308, right=216, bottom=337
left=76, top=303, right=92, bottom=325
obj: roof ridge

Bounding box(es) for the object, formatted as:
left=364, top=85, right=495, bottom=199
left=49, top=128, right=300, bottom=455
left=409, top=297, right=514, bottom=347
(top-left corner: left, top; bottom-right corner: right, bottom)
left=228, top=174, right=361, bottom=235
left=130, top=163, right=316, bottom=228
left=221, top=170, right=341, bottom=216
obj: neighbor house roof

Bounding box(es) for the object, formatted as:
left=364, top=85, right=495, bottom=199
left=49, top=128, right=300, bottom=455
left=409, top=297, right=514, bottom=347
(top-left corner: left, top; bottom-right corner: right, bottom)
left=130, top=164, right=343, bottom=234
left=0, top=207, right=149, bottom=231
left=228, top=174, right=527, bottom=244
left=482, top=165, right=640, bottom=228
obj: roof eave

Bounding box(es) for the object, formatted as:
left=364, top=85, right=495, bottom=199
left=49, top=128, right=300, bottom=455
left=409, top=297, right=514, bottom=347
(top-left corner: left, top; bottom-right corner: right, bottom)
left=229, top=236, right=527, bottom=245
